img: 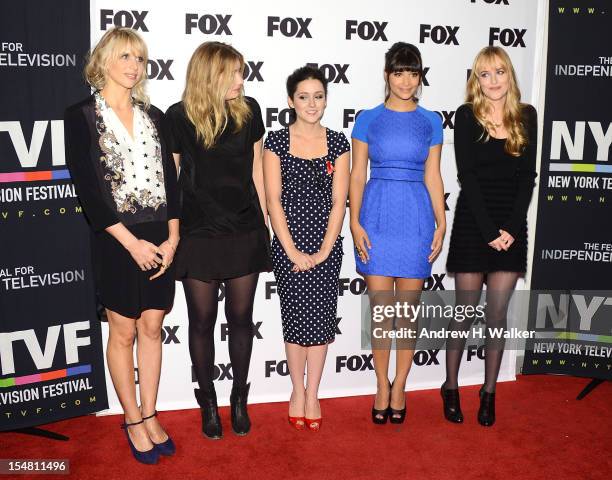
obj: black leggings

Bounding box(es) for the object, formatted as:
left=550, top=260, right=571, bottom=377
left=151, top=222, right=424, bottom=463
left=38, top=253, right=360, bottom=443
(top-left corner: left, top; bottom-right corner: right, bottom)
left=444, top=271, right=519, bottom=393
left=183, top=273, right=259, bottom=391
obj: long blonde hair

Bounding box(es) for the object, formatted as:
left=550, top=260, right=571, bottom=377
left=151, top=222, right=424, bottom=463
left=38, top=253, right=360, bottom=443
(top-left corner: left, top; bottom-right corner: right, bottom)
left=84, top=27, right=149, bottom=107
left=183, top=42, right=251, bottom=148
left=466, top=46, right=527, bottom=156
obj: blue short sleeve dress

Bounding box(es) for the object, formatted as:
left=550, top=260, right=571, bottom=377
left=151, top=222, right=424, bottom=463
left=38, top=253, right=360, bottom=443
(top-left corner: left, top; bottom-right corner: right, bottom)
left=352, top=104, right=443, bottom=279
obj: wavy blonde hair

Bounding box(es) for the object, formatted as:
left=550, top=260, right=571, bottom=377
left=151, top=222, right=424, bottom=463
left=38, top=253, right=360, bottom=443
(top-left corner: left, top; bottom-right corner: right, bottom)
left=183, top=42, right=251, bottom=149
left=466, top=46, right=527, bottom=156
left=84, top=27, right=149, bottom=107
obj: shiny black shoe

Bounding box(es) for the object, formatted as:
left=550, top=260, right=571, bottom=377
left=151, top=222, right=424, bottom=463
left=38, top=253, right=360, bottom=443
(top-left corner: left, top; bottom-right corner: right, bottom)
left=440, top=385, right=464, bottom=424
left=194, top=387, right=223, bottom=439
left=478, top=386, right=496, bottom=427
left=389, top=381, right=406, bottom=424
left=372, top=380, right=391, bottom=424
left=142, top=410, right=176, bottom=456
left=230, top=383, right=251, bottom=436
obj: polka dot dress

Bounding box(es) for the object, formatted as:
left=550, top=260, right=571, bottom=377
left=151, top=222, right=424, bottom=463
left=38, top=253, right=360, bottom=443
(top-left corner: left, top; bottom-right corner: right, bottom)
left=264, top=128, right=350, bottom=346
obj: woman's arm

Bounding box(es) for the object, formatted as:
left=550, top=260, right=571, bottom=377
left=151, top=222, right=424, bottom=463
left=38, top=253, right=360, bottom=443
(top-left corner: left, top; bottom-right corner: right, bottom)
left=424, top=144, right=446, bottom=263
left=263, top=148, right=314, bottom=271
left=454, top=105, right=500, bottom=244
left=500, top=105, right=538, bottom=240
left=252, top=138, right=268, bottom=226
left=349, top=139, right=371, bottom=261
left=313, top=151, right=350, bottom=265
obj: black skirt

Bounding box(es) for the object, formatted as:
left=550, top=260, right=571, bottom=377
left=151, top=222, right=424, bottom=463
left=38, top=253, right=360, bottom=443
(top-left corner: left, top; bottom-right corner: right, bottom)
left=174, top=226, right=272, bottom=282
left=447, top=177, right=528, bottom=274
left=92, top=221, right=175, bottom=319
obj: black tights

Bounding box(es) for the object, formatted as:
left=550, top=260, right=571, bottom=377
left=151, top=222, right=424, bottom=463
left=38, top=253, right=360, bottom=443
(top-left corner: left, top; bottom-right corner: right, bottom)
left=444, top=271, right=519, bottom=393
left=183, top=273, right=259, bottom=391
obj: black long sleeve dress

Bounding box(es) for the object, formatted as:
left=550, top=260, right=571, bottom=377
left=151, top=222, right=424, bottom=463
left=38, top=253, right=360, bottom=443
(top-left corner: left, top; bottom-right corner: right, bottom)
left=64, top=92, right=179, bottom=318
left=446, top=103, right=537, bottom=273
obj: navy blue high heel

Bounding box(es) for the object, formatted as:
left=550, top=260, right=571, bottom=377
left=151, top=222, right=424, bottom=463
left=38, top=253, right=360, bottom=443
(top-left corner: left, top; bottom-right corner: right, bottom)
left=142, top=410, right=176, bottom=456
left=120, top=419, right=159, bottom=465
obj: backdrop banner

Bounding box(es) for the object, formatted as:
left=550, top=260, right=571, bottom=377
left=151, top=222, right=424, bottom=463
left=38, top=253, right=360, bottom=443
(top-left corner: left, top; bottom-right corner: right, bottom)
left=523, top=1, right=612, bottom=379
left=0, top=0, right=109, bottom=430
left=88, top=0, right=540, bottom=413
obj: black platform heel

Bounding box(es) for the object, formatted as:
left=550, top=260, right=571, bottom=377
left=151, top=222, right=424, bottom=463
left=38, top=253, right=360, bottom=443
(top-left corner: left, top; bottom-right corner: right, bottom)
left=194, top=387, right=223, bottom=439
left=478, top=386, right=496, bottom=427
left=389, top=381, right=406, bottom=424
left=372, top=381, right=391, bottom=424
left=440, top=385, right=464, bottom=424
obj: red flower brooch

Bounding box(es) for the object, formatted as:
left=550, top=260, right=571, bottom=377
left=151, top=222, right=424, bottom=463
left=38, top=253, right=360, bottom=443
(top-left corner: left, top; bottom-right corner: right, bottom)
left=326, top=160, right=335, bottom=175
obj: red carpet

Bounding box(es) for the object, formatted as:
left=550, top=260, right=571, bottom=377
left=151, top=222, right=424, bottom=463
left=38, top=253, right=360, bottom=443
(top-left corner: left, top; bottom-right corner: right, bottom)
left=2, top=375, right=610, bottom=480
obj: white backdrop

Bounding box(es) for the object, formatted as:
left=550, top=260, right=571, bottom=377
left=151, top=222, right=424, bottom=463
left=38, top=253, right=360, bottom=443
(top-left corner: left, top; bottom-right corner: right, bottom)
left=89, top=0, right=544, bottom=413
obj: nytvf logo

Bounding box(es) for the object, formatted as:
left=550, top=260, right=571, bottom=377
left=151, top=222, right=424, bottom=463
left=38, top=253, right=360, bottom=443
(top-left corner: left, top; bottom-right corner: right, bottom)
left=535, top=293, right=612, bottom=330
left=489, top=28, right=526, bottom=47
left=186, top=14, right=232, bottom=35
left=267, top=17, right=312, bottom=38
left=0, top=321, right=91, bottom=376
left=336, top=350, right=440, bottom=372
left=100, top=10, right=148, bottom=31
left=419, top=25, right=459, bottom=45
left=345, top=20, right=388, bottom=41
left=0, top=120, right=65, bottom=168
left=192, top=363, right=233, bottom=382
left=550, top=121, right=612, bottom=162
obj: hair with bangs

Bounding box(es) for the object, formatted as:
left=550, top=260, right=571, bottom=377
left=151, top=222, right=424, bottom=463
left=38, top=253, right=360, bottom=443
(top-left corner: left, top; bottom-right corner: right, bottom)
left=466, top=46, right=527, bottom=156
left=384, top=42, right=424, bottom=101
left=84, top=27, right=149, bottom=107
left=182, top=42, right=251, bottom=149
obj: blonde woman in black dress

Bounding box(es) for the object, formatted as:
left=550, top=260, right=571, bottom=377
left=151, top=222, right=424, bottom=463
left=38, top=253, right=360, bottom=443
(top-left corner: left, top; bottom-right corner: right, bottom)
left=165, top=42, right=270, bottom=438
left=443, top=46, right=537, bottom=427
left=65, top=28, right=178, bottom=464
left=264, top=66, right=350, bottom=431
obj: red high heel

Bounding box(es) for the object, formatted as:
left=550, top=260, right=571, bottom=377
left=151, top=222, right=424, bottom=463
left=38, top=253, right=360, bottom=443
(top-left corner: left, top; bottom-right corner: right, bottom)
left=304, top=417, right=322, bottom=432
left=288, top=415, right=305, bottom=430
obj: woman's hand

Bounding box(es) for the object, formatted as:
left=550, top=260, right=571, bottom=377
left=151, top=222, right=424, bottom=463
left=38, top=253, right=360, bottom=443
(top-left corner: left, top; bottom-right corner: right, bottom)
left=288, top=249, right=316, bottom=272
left=126, top=239, right=163, bottom=271
left=428, top=226, right=445, bottom=263
left=351, top=222, right=371, bottom=263
left=149, top=239, right=178, bottom=280
left=488, top=230, right=514, bottom=251
left=311, top=250, right=329, bottom=267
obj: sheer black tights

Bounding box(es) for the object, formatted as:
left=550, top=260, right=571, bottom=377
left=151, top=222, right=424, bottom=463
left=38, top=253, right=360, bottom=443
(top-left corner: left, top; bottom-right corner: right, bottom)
left=444, top=271, right=519, bottom=393
left=183, top=273, right=259, bottom=391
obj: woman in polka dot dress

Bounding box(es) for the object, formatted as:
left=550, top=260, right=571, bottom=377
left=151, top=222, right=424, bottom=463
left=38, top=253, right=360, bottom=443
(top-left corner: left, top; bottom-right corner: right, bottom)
left=263, top=66, right=350, bottom=431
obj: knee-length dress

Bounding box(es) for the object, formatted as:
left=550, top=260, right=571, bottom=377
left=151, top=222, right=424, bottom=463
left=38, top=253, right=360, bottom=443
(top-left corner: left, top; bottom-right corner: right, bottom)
left=446, top=103, right=537, bottom=273
left=264, top=128, right=350, bottom=346
left=64, top=92, right=179, bottom=318
left=351, top=104, right=443, bottom=279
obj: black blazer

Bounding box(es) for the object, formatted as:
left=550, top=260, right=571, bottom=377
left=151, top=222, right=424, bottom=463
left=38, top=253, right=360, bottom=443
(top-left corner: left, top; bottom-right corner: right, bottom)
left=64, top=94, right=179, bottom=232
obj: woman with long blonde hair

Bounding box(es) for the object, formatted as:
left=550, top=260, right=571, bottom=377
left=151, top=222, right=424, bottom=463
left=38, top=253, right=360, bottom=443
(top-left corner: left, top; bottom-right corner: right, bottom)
left=65, top=27, right=179, bottom=464
left=165, top=42, right=270, bottom=438
left=443, top=46, right=537, bottom=427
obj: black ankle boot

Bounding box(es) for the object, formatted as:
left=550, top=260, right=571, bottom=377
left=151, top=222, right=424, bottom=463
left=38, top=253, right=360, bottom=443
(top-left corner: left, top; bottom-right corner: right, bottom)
left=478, top=386, right=496, bottom=427
left=230, top=383, right=251, bottom=436
left=441, top=385, right=464, bottom=424
left=194, top=387, right=222, bottom=439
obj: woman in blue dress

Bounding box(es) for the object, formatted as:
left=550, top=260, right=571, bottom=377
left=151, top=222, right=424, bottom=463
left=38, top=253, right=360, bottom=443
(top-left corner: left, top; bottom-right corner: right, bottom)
left=349, top=42, right=445, bottom=424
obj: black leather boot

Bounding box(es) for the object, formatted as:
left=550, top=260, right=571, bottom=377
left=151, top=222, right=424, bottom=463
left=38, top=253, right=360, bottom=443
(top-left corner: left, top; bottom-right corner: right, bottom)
left=478, top=386, right=496, bottom=427
left=230, top=383, right=251, bottom=436
left=441, top=385, right=464, bottom=423
left=194, top=387, right=222, bottom=439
